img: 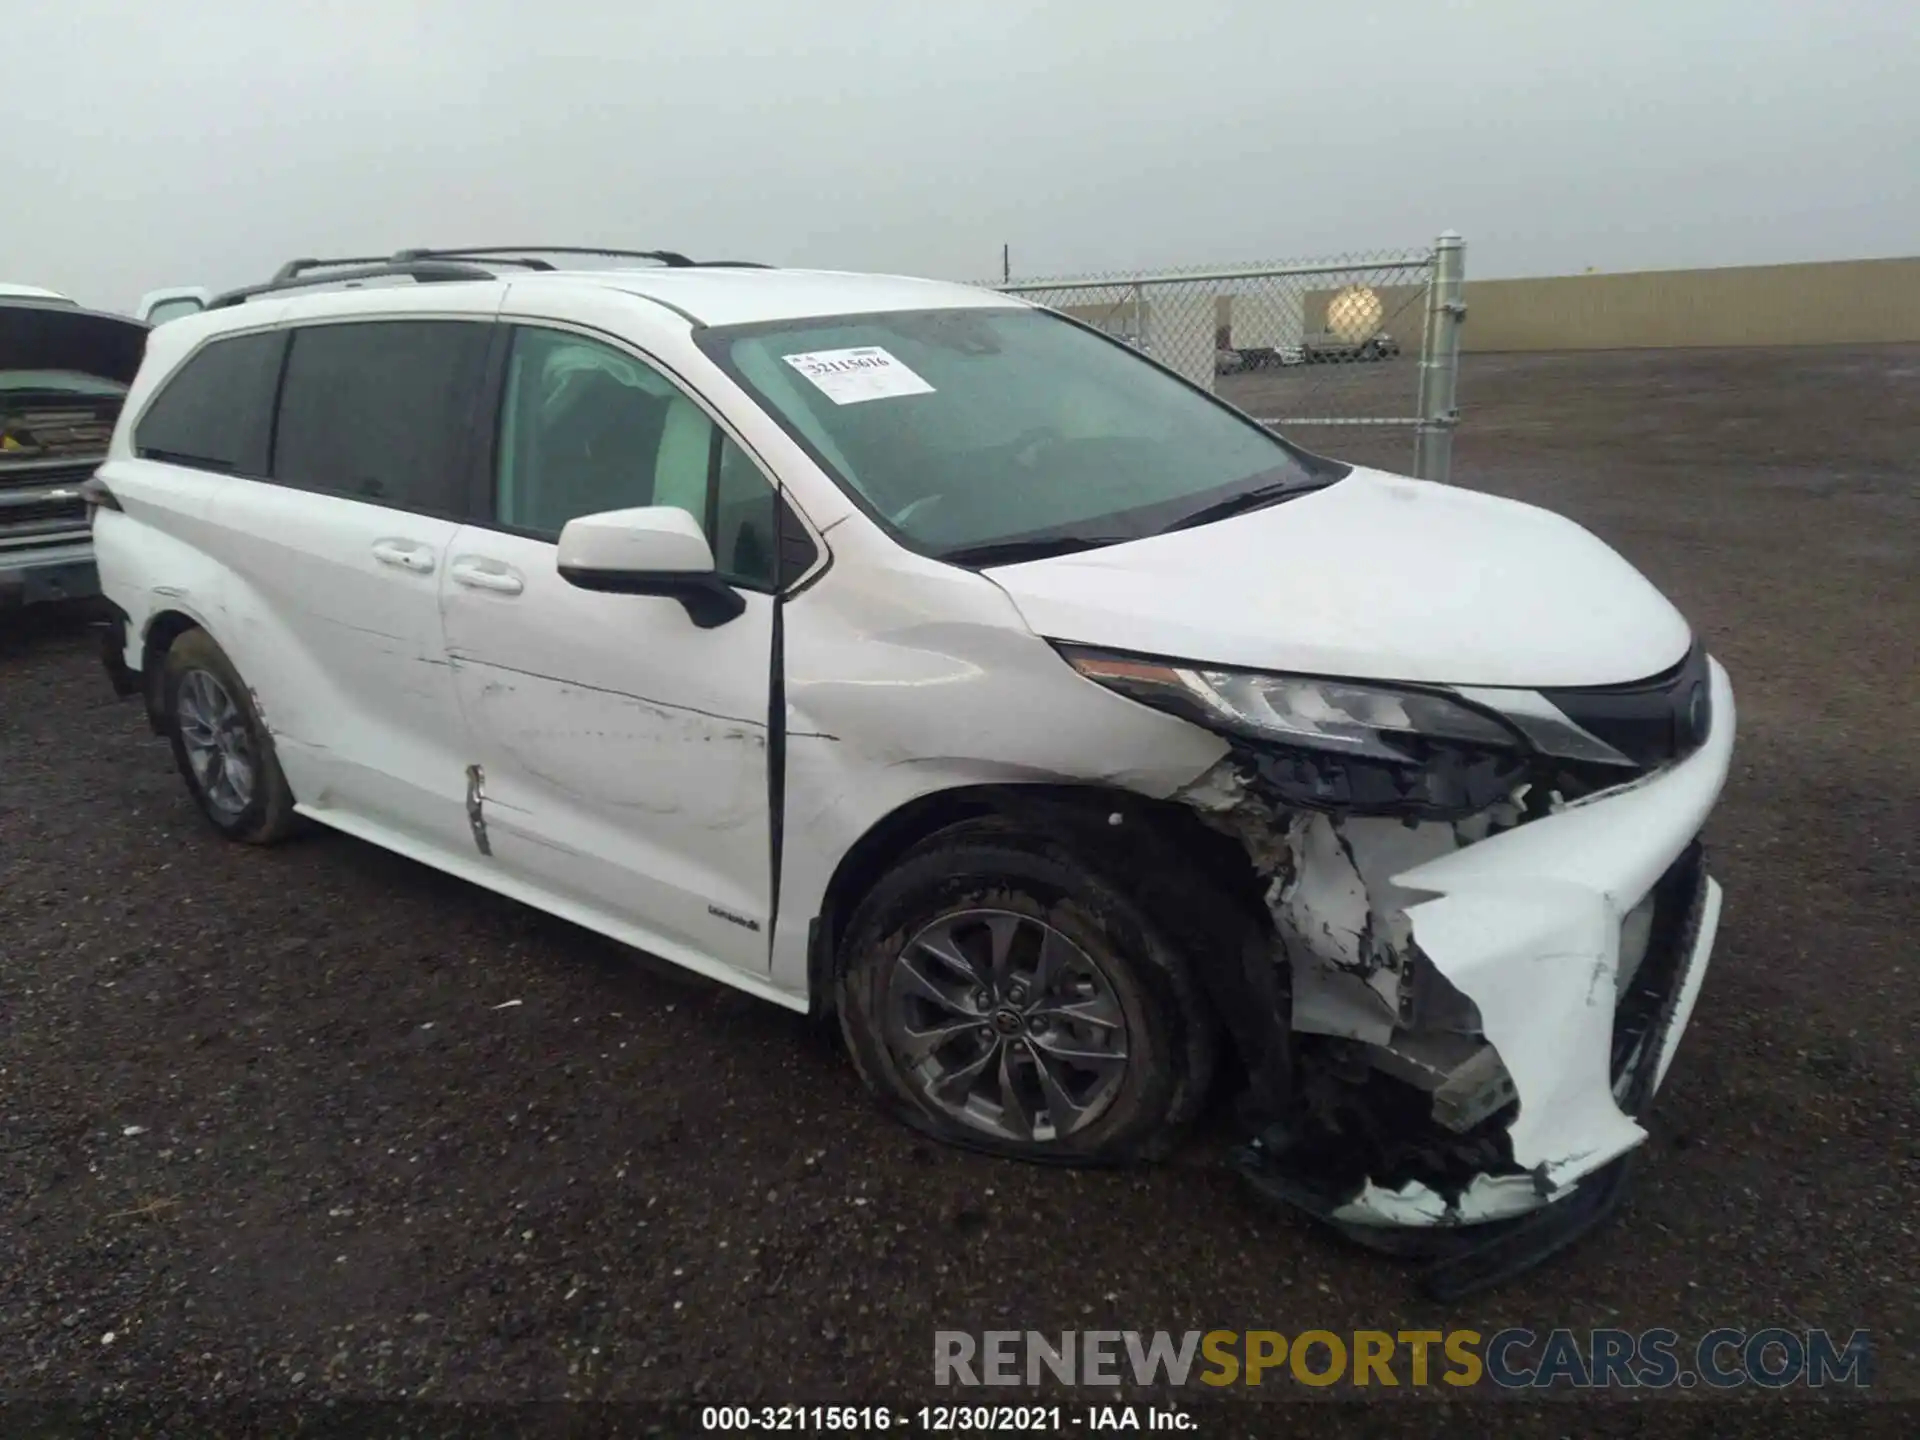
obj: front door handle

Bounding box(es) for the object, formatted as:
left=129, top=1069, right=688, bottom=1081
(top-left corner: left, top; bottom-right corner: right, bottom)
left=371, top=539, right=436, bottom=574
left=450, top=558, right=525, bottom=595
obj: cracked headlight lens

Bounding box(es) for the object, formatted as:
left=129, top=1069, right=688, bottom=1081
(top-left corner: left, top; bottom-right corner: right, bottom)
left=1060, top=647, right=1519, bottom=762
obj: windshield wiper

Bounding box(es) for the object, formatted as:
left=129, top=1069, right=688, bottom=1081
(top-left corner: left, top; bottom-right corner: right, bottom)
left=1155, top=479, right=1312, bottom=534
left=937, top=534, right=1132, bottom=567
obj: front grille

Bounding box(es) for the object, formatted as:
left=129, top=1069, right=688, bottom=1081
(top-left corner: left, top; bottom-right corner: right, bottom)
left=1, top=494, right=87, bottom=527
left=1, top=460, right=94, bottom=546
left=1542, top=641, right=1713, bottom=770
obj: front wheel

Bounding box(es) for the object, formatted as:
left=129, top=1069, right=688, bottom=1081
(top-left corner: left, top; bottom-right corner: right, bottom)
left=835, top=819, right=1216, bottom=1165
left=162, top=628, right=299, bottom=844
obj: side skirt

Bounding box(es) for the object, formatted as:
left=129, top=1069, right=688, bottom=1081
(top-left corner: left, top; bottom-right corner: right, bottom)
left=291, top=801, right=810, bottom=1015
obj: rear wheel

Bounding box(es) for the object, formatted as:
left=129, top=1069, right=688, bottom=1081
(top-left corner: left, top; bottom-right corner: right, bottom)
left=161, top=629, right=298, bottom=844
left=835, top=819, right=1216, bottom=1165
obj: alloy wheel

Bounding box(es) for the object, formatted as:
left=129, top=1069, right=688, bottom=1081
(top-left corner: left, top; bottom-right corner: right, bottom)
left=884, top=908, right=1132, bottom=1143
left=175, top=668, right=256, bottom=819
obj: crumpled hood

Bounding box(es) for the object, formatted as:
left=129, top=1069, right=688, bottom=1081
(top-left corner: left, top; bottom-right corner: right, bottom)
left=984, top=468, right=1693, bottom=688
left=0, top=300, right=148, bottom=387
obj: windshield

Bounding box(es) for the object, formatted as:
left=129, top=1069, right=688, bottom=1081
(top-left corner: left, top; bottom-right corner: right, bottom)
left=698, top=307, right=1341, bottom=560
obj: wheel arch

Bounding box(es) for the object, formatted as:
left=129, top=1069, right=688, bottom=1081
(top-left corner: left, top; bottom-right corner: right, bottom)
left=805, top=782, right=1274, bottom=1032
left=139, top=608, right=206, bottom=734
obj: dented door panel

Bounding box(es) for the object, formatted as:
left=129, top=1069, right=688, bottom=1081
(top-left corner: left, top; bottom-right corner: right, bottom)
left=206, top=481, right=474, bottom=852
left=440, top=524, right=776, bottom=977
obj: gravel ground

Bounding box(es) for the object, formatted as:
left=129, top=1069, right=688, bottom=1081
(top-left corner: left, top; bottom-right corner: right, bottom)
left=2, top=345, right=1915, bottom=1431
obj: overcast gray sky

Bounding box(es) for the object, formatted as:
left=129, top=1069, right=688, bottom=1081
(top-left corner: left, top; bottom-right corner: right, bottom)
left=8, top=0, right=1916, bottom=310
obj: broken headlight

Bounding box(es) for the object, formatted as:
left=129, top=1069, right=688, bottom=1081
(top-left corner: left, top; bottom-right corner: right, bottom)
left=1059, top=646, right=1529, bottom=819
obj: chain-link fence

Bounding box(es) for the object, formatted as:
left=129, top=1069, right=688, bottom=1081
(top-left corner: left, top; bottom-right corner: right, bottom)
left=988, top=233, right=1465, bottom=481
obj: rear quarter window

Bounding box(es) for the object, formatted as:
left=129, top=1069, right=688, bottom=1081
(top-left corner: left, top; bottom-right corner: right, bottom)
left=134, top=329, right=284, bottom=474
left=270, top=319, right=490, bottom=517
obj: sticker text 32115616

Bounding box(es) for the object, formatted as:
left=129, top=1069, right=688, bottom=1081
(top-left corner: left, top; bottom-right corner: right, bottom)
left=782, top=346, right=935, bottom=405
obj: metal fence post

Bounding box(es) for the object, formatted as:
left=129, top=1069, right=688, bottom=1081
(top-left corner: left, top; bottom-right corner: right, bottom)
left=1414, top=231, right=1466, bottom=482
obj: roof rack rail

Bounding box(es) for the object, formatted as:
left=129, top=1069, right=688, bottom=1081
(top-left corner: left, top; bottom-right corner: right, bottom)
left=210, top=260, right=495, bottom=309
left=271, top=255, right=389, bottom=283
left=387, top=248, right=556, bottom=271
left=394, top=246, right=701, bottom=269
left=211, top=246, right=778, bottom=310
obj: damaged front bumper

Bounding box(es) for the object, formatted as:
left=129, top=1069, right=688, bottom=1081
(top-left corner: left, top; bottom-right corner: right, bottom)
left=1228, top=659, right=1735, bottom=1287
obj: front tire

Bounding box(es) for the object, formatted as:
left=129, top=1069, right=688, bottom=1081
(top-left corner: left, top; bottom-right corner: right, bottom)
left=835, top=818, right=1216, bottom=1165
left=161, top=628, right=298, bottom=844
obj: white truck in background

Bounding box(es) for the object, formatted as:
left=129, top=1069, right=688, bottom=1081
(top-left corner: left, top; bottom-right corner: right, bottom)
left=0, top=281, right=213, bottom=324
left=2, top=273, right=379, bottom=617
left=133, top=287, right=212, bottom=326
left=1, top=284, right=153, bottom=615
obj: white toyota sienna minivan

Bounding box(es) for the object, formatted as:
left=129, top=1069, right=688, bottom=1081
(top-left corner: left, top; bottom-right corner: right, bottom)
left=89, top=248, right=1734, bottom=1294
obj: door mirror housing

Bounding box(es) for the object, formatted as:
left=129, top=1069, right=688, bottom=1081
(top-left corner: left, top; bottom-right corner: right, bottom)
left=556, top=506, right=746, bottom=629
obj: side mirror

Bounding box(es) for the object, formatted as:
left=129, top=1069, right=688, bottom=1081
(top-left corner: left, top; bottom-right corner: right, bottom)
left=555, top=506, right=746, bottom=629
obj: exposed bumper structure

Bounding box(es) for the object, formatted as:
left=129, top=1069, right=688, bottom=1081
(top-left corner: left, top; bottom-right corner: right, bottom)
left=1226, top=660, right=1735, bottom=1279
left=1377, top=660, right=1732, bottom=1213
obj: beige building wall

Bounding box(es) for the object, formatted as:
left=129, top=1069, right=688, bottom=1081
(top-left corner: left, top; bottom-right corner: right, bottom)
left=1462, top=257, right=1920, bottom=350
left=1295, top=256, right=1920, bottom=352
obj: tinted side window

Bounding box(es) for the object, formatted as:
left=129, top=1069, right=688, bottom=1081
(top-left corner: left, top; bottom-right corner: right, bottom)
left=272, top=320, right=489, bottom=516
left=134, top=330, right=283, bottom=474
left=495, top=326, right=784, bottom=588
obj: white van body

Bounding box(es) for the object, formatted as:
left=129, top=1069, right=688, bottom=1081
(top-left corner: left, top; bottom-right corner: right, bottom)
left=88, top=257, right=1733, bottom=1279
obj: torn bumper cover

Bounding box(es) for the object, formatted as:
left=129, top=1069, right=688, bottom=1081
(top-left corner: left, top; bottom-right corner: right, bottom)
left=1234, top=659, right=1734, bottom=1283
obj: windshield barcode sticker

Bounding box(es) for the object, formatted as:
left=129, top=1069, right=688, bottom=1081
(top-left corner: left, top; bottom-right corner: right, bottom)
left=782, top=347, right=934, bottom=405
